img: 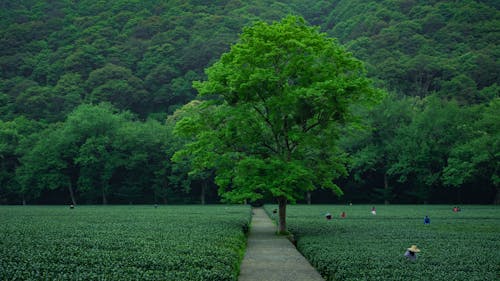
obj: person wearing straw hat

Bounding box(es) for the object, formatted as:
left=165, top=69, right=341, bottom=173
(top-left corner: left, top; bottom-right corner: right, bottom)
left=404, top=245, right=421, bottom=261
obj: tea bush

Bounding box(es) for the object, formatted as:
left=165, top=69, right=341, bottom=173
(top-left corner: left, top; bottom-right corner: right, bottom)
left=265, top=205, right=500, bottom=281
left=0, top=205, right=250, bottom=281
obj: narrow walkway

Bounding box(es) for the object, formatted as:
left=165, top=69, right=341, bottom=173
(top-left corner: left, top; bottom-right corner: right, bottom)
left=238, top=208, right=324, bottom=281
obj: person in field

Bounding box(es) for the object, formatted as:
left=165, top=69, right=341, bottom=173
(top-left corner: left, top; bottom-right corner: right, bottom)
left=404, top=245, right=420, bottom=261
left=424, top=215, right=430, bottom=225
left=340, top=211, right=346, bottom=218
left=371, top=206, right=376, bottom=215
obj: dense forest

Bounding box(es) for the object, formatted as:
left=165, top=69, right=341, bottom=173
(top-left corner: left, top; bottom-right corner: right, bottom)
left=0, top=0, right=498, bottom=205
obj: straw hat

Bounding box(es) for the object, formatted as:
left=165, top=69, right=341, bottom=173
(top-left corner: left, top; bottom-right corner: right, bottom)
left=407, top=245, right=421, bottom=253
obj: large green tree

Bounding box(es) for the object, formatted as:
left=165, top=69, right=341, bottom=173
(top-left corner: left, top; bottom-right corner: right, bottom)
left=175, top=16, right=382, bottom=233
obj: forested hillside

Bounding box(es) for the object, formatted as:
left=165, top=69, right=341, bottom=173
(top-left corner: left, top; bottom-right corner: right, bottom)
left=314, top=0, right=499, bottom=103
left=0, top=0, right=498, bottom=204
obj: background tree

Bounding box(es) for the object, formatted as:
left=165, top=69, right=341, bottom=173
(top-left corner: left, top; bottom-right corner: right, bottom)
left=86, top=64, right=150, bottom=116
left=344, top=95, right=415, bottom=204
left=386, top=97, right=479, bottom=203
left=443, top=98, right=500, bottom=203
left=0, top=117, right=43, bottom=204
left=18, top=103, right=182, bottom=205
left=16, top=125, right=77, bottom=205
left=176, top=16, right=382, bottom=232
left=111, top=119, right=174, bottom=204
left=171, top=100, right=220, bottom=205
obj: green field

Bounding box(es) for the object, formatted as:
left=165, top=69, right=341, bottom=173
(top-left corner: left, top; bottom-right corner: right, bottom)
left=0, top=205, right=250, bottom=281
left=2, top=205, right=499, bottom=281
left=265, top=204, right=500, bottom=281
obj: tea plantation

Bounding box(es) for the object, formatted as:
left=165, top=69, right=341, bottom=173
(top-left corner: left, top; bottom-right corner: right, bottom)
left=265, top=205, right=500, bottom=281
left=0, top=205, right=250, bottom=281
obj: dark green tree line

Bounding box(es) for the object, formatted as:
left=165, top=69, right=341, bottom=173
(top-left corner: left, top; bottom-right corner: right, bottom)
left=343, top=95, right=499, bottom=204
left=12, top=104, right=185, bottom=204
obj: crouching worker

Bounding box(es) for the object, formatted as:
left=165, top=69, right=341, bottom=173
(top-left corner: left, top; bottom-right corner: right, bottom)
left=404, top=245, right=420, bottom=261
left=424, top=215, right=430, bottom=225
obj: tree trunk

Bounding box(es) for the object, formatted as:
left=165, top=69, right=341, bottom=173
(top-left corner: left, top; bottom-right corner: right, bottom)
left=102, top=190, right=107, bottom=205
left=306, top=191, right=311, bottom=205
left=68, top=182, right=77, bottom=206
left=384, top=173, right=389, bottom=205
left=494, top=187, right=500, bottom=204
left=200, top=182, right=206, bottom=205
left=277, top=197, right=287, bottom=234
left=22, top=195, right=26, bottom=206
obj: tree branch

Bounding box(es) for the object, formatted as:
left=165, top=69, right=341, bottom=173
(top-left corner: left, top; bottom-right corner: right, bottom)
left=252, top=105, right=282, bottom=154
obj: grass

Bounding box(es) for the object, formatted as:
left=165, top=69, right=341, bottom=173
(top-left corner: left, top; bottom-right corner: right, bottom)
left=265, top=204, right=500, bottom=281
left=0, top=205, right=251, bottom=281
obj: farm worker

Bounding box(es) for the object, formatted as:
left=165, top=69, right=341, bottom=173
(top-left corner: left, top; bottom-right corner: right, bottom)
left=340, top=211, right=346, bottom=218
left=404, top=245, right=420, bottom=261
left=453, top=206, right=458, bottom=212
left=371, top=206, right=376, bottom=215
left=325, top=212, right=332, bottom=220
left=424, top=216, right=430, bottom=225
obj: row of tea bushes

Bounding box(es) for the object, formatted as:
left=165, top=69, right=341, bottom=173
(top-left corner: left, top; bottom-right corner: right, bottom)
left=0, top=205, right=251, bottom=281
left=265, top=205, right=500, bottom=281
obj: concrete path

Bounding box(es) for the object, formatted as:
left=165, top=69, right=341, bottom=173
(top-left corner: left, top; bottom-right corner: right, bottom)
left=238, top=208, right=324, bottom=281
